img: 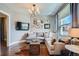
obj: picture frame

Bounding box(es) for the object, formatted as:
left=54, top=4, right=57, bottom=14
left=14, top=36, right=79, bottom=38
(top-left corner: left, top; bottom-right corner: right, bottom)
left=16, top=22, right=29, bottom=30
left=44, top=24, right=50, bottom=29
left=21, top=23, right=29, bottom=30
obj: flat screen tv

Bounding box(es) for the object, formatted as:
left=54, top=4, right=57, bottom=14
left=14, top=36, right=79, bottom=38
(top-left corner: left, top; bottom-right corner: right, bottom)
left=16, top=22, right=29, bottom=30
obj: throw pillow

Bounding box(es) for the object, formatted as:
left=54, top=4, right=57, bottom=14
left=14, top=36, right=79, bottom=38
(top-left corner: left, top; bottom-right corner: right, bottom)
left=51, top=39, right=56, bottom=45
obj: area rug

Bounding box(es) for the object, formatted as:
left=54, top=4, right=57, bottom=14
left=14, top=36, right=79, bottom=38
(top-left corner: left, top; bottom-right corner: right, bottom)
left=15, top=45, right=40, bottom=56
left=15, top=46, right=29, bottom=56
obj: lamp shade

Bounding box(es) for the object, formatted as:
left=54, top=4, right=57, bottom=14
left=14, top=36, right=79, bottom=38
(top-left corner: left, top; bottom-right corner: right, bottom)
left=69, top=28, right=79, bottom=38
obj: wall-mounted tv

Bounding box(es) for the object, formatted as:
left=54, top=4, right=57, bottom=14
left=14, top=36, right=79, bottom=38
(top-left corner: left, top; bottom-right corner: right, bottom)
left=16, top=22, right=29, bottom=30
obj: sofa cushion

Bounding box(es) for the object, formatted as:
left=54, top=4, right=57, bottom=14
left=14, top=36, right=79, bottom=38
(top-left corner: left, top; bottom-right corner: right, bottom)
left=51, top=39, right=56, bottom=45
left=22, top=33, right=28, bottom=40
left=29, top=32, right=36, bottom=37
left=50, top=45, right=55, bottom=50
left=36, top=32, right=44, bottom=37
left=45, top=38, right=52, bottom=41
left=44, top=32, right=49, bottom=38
left=45, top=40, right=55, bottom=50
left=60, top=37, right=71, bottom=44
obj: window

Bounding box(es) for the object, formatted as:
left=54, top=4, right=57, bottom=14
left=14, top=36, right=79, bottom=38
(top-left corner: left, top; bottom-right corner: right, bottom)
left=58, top=4, right=72, bottom=36
left=77, top=4, right=79, bottom=27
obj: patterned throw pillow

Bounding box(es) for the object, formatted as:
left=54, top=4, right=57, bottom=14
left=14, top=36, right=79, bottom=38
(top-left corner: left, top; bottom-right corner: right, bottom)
left=51, top=39, right=56, bottom=45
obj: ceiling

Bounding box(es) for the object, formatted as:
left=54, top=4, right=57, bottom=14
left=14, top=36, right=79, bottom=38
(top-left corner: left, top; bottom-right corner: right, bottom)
left=1, top=3, right=64, bottom=16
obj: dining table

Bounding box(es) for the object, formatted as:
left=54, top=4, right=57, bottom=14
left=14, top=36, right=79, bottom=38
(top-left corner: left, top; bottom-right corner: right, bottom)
left=65, top=45, right=79, bottom=56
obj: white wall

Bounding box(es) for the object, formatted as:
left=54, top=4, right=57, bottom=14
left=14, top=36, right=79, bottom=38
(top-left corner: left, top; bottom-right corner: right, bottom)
left=10, top=13, right=31, bottom=46
left=0, top=4, right=56, bottom=46
left=0, top=4, right=56, bottom=45
left=0, top=5, right=31, bottom=46
left=48, top=15, right=56, bottom=32
left=10, top=15, right=51, bottom=46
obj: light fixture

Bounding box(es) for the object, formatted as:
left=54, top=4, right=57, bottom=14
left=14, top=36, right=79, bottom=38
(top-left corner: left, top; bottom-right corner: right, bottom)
left=28, top=4, right=44, bottom=30
left=28, top=4, right=40, bottom=15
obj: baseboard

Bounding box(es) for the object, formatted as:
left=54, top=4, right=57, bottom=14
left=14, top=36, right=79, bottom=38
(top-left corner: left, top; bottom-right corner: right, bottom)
left=8, top=40, right=26, bottom=47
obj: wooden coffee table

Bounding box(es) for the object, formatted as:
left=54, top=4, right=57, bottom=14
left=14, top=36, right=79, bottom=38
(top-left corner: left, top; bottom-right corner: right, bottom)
left=29, top=42, right=40, bottom=56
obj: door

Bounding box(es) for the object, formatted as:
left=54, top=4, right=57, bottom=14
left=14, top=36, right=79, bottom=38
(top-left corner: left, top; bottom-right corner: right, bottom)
left=0, top=18, right=5, bottom=46
left=0, top=18, right=4, bottom=55
left=0, top=18, right=2, bottom=55
left=0, top=17, right=7, bottom=56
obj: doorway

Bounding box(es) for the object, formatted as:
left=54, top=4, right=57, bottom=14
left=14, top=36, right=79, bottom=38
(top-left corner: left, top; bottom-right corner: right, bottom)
left=0, top=13, right=8, bottom=56
left=0, top=17, right=7, bottom=46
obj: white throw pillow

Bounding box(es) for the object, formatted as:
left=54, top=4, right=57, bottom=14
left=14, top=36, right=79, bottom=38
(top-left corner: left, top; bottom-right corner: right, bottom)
left=49, top=32, right=56, bottom=39
left=44, top=32, right=49, bottom=38
left=29, top=32, right=36, bottom=37
left=36, top=32, right=44, bottom=37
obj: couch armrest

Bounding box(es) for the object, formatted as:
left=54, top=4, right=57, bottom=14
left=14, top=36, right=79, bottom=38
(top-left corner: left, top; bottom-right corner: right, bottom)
left=50, top=45, right=55, bottom=50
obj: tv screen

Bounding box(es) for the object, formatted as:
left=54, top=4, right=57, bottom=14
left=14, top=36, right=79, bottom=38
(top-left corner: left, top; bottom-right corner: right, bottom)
left=21, top=23, right=29, bottom=30
left=16, top=22, right=29, bottom=30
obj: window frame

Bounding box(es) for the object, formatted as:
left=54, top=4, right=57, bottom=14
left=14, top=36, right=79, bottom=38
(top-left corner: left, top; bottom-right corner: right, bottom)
left=58, top=4, right=72, bottom=36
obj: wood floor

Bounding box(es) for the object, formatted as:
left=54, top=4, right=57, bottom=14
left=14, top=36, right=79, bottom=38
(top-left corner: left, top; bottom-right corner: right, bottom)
left=8, top=42, right=49, bottom=56
left=0, top=41, right=72, bottom=56
left=0, top=40, right=8, bottom=56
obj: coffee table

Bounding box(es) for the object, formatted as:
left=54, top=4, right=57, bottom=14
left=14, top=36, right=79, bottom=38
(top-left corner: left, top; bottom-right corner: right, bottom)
left=29, top=42, right=40, bottom=56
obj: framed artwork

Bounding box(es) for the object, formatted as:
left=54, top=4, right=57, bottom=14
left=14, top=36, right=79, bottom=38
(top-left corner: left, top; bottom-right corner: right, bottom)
left=44, top=24, right=50, bottom=29
left=21, top=23, right=29, bottom=30
left=16, top=22, right=29, bottom=30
